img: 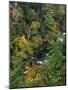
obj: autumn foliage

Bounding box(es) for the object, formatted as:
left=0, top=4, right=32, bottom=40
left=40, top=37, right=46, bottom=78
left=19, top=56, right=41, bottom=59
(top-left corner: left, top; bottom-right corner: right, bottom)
left=9, top=1, right=66, bottom=89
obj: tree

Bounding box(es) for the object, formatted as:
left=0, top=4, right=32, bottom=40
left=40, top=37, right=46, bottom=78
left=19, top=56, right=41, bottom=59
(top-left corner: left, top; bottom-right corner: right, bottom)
left=43, top=32, right=66, bottom=86
left=9, top=1, right=66, bottom=88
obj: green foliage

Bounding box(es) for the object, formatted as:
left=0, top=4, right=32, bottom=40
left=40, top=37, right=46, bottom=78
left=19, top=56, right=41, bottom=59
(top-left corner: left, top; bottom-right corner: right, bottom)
left=43, top=32, right=66, bottom=86
left=9, top=2, right=66, bottom=88
left=10, top=62, right=26, bottom=88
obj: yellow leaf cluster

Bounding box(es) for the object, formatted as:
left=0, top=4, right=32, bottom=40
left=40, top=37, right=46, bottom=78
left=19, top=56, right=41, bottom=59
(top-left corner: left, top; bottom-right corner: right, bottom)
left=25, top=63, right=49, bottom=87
left=26, top=64, right=39, bottom=78
left=30, top=21, right=40, bottom=30
left=25, top=64, right=46, bottom=87
left=26, top=77, right=34, bottom=87
left=19, top=35, right=28, bottom=44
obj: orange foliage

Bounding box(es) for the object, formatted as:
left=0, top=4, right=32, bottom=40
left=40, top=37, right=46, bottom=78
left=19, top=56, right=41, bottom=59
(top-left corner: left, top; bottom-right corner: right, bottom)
left=11, top=7, right=20, bottom=23
left=26, top=64, right=39, bottom=78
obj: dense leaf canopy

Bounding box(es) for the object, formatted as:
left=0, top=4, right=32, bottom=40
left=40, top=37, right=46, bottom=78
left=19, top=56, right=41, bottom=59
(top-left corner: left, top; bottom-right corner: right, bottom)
left=9, top=2, right=66, bottom=88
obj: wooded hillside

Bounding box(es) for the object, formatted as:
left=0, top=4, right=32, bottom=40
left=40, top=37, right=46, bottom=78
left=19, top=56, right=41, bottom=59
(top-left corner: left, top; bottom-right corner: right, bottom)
left=9, top=1, right=66, bottom=88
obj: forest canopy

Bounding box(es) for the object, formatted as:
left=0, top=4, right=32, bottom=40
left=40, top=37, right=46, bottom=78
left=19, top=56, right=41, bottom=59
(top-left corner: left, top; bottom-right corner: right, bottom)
left=9, top=1, right=66, bottom=89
